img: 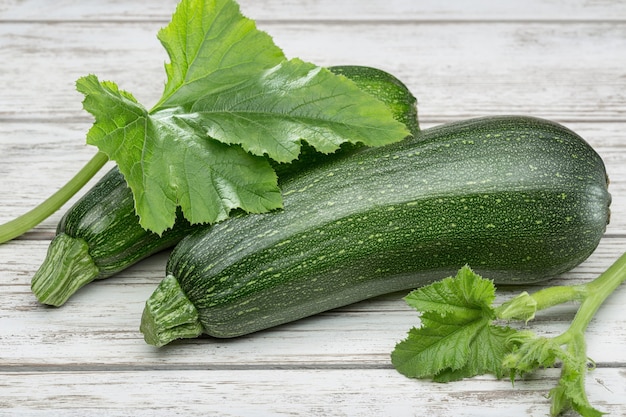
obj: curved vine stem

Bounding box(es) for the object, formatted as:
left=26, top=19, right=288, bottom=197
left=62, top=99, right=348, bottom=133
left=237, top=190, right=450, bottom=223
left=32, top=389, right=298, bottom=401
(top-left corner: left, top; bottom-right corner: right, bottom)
left=0, top=152, right=109, bottom=244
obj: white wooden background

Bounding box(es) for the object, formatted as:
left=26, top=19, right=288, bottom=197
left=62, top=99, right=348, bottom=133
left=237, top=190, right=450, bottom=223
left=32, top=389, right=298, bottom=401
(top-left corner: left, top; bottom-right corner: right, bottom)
left=1, top=1, right=625, bottom=416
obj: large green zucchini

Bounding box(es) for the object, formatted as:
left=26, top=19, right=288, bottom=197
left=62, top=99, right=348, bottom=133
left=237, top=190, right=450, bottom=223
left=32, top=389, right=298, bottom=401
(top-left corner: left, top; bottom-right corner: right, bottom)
left=30, top=65, right=419, bottom=307
left=141, top=115, right=611, bottom=346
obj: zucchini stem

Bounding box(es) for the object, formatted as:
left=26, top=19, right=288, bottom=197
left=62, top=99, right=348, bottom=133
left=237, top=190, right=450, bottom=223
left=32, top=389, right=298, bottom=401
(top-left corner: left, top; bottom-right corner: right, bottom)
left=140, top=275, right=203, bottom=347
left=0, top=152, right=109, bottom=244
left=31, top=233, right=100, bottom=306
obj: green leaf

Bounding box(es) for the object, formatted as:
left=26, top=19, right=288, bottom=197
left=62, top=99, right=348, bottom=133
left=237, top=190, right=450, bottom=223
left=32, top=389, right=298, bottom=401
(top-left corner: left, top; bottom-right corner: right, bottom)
left=77, top=0, right=409, bottom=233
left=432, top=323, right=518, bottom=383
left=77, top=75, right=282, bottom=233
left=391, top=266, right=516, bottom=380
left=404, top=265, right=496, bottom=321
left=155, top=0, right=286, bottom=109
left=181, top=58, right=410, bottom=162
left=392, top=317, right=484, bottom=379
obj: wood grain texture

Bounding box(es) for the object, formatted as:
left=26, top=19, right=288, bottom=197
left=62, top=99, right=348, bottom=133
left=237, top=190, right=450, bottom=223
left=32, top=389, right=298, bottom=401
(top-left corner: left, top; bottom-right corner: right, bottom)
left=1, top=0, right=626, bottom=21
left=0, top=21, right=625, bottom=122
left=0, top=1, right=625, bottom=416
left=0, top=369, right=624, bottom=417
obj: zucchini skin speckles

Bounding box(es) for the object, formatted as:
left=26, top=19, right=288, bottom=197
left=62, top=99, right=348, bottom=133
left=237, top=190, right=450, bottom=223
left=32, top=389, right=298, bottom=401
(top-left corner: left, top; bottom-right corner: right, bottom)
left=166, top=115, right=611, bottom=338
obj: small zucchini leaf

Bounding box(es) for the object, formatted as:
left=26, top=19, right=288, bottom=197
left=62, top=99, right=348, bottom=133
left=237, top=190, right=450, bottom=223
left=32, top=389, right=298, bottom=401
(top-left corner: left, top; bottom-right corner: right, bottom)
left=391, top=266, right=516, bottom=380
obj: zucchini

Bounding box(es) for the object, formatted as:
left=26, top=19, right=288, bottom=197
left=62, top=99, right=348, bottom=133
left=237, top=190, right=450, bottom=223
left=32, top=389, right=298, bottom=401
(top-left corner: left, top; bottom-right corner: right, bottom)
left=30, top=167, right=197, bottom=306
left=30, top=65, right=419, bottom=306
left=140, top=115, right=611, bottom=345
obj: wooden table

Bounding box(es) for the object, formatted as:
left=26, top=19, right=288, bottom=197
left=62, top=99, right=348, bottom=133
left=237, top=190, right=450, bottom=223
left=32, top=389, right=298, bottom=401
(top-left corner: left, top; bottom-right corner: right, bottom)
left=1, top=1, right=625, bottom=415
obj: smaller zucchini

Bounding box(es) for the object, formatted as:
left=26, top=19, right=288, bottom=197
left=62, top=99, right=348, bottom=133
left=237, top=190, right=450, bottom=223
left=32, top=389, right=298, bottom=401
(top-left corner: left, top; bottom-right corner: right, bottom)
left=30, top=167, right=196, bottom=306
left=30, top=65, right=419, bottom=306
left=140, top=115, right=611, bottom=346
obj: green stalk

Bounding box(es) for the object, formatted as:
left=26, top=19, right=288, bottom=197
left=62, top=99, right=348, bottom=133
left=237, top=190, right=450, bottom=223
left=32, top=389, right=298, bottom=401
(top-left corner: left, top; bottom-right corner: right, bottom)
left=501, top=251, right=626, bottom=346
left=0, top=152, right=108, bottom=244
left=557, top=251, right=626, bottom=342
left=496, top=253, right=626, bottom=323
left=502, top=252, right=626, bottom=416
left=529, top=285, right=588, bottom=311
left=496, top=285, right=587, bottom=322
